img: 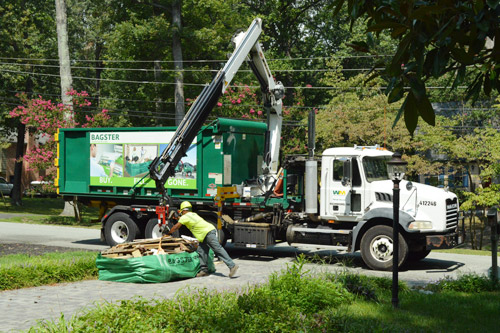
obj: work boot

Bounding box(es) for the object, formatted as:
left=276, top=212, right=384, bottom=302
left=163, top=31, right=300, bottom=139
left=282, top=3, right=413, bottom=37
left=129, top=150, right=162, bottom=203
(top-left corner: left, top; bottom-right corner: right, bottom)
left=196, top=271, right=209, bottom=277
left=228, top=264, right=239, bottom=278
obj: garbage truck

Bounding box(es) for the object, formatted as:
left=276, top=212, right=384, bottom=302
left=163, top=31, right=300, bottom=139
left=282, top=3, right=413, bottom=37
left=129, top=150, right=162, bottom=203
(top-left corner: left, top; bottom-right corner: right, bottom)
left=55, top=18, right=464, bottom=270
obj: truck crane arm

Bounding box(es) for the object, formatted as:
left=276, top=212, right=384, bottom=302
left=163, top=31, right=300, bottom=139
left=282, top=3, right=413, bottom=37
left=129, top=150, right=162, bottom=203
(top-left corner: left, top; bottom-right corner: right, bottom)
left=148, top=18, right=284, bottom=195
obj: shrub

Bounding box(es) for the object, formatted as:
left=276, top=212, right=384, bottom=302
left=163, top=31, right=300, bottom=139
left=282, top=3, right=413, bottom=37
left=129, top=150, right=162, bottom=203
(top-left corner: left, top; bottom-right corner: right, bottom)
left=426, top=273, right=500, bottom=293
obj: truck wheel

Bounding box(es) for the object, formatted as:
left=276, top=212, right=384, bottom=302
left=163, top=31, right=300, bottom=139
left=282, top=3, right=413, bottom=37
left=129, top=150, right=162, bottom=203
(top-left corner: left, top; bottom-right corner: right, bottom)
left=144, top=218, right=175, bottom=239
left=360, top=225, right=408, bottom=271
left=145, top=218, right=163, bottom=239
left=105, top=212, right=138, bottom=247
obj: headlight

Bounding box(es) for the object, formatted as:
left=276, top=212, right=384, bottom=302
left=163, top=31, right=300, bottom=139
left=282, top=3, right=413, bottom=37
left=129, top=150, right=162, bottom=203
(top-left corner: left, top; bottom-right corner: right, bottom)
left=408, top=221, right=433, bottom=230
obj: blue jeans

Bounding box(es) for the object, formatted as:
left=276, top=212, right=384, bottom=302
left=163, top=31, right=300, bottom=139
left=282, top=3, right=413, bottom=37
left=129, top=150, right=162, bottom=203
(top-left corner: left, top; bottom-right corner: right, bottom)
left=198, top=229, right=235, bottom=272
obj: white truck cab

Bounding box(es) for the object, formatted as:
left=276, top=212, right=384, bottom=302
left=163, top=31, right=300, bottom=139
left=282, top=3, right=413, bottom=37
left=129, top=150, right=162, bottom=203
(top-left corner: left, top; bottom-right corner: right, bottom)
left=316, top=145, right=462, bottom=270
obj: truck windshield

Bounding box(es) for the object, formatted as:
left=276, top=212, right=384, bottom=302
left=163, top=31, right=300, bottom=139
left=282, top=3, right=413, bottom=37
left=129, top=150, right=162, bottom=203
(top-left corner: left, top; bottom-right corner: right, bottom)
left=362, top=156, right=391, bottom=182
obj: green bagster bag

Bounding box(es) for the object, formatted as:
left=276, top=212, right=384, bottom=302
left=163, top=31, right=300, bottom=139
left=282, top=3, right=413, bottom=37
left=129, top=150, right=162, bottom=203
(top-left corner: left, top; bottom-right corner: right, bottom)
left=96, top=250, right=215, bottom=283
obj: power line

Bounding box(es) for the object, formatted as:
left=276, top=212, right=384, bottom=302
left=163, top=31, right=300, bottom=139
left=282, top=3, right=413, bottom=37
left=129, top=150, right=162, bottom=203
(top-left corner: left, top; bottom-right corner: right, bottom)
left=0, top=68, right=471, bottom=90
left=0, top=60, right=385, bottom=73
left=2, top=90, right=331, bottom=110
left=0, top=54, right=391, bottom=64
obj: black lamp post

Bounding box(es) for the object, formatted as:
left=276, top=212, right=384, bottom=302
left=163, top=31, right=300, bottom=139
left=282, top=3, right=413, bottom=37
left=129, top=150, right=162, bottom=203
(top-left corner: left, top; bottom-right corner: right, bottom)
left=386, top=152, right=407, bottom=309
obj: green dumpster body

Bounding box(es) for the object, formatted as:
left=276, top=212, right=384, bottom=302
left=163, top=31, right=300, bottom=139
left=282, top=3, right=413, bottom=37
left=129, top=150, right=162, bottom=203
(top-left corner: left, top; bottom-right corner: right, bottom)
left=56, top=118, right=266, bottom=205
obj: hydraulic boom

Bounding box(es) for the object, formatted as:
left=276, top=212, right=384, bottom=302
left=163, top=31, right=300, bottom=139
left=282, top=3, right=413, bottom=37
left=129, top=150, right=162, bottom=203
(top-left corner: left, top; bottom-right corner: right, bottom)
left=148, top=18, right=284, bottom=195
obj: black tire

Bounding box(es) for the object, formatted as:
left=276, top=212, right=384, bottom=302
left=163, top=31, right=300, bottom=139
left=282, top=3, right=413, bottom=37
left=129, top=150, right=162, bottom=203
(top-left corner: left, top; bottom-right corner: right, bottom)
left=360, top=225, right=408, bottom=271
left=408, top=248, right=431, bottom=261
left=104, top=212, right=138, bottom=247
left=144, top=217, right=176, bottom=239
left=145, top=218, right=163, bottom=239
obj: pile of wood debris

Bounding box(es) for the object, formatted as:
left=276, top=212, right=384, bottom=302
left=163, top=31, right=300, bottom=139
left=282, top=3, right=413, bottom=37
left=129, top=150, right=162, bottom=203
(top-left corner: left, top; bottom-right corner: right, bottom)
left=101, top=236, right=199, bottom=259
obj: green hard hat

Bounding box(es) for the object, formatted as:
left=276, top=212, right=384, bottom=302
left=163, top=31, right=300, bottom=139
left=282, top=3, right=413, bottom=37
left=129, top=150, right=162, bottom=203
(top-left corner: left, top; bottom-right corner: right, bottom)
left=180, top=201, right=192, bottom=211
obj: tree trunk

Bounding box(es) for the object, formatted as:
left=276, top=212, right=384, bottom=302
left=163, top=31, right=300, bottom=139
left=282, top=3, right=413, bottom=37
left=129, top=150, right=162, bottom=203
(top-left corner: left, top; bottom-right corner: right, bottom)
left=55, top=0, right=79, bottom=219
left=55, top=0, right=73, bottom=117
left=10, top=122, right=25, bottom=206
left=172, top=0, right=184, bottom=125
left=10, top=76, right=33, bottom=206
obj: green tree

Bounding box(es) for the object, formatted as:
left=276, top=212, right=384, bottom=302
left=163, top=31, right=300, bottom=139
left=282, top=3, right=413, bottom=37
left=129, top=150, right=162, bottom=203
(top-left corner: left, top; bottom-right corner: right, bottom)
left=0, top=0, right=59, bottom=205
left=333, top=0, right=500, bottom=133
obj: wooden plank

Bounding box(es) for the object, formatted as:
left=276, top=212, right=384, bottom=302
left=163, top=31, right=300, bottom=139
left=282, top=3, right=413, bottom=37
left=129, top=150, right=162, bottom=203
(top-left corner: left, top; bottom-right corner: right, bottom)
left=101, top=237, right=198, bottom=258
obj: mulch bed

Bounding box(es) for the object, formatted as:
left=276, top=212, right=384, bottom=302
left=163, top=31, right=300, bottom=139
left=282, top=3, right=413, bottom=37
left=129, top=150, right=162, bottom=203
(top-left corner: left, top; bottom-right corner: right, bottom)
left=0, top=243, right=96, bottom=257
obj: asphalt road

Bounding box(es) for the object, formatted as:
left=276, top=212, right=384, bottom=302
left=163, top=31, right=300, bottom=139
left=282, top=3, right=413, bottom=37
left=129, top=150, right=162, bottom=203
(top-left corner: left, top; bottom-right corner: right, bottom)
left=0, top=221, right=497, bottom=332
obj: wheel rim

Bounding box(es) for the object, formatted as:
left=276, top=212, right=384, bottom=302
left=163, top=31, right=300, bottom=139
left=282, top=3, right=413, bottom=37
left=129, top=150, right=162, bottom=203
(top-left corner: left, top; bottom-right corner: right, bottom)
left=110, top=221, right=130, bottom=244
left=370, top=235, right=394, bottom=262
left=150, top=224, right=163, bottom=238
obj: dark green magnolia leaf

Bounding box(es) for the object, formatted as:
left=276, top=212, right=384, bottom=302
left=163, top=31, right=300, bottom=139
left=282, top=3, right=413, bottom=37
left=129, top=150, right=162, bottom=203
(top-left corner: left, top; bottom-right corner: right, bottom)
left=388, top=83, right=404, bottom=103
left=450, top=47, right=474, bottom=65
left=493, top=30, right=500, bottom=61
left=404, top=92, right=419, bottom=134
left=417, top=94, right=435, bottom=126
left=432, top=48, right=449, bottom=77
left=409, top=76, right=426, bottom=100
left=404, top=62, right=416, bottom=74
left=410, top=5, right=447, bottom=20
left=452, top=66, right=466, bottom=89
left=465, top=73, right=484, bottom=103
left=451, top=30, right=471, bottom=45
left=393, top=99, right=406, bottom=129
left=366, top=21, right=408, bottom=33
left=385, top=77, right=398, bottom=96
left=392, top=26, right=407, bottom=38
left=389, top=33, right=411, bottom=75
left=424, top=49, right=438, bottom=76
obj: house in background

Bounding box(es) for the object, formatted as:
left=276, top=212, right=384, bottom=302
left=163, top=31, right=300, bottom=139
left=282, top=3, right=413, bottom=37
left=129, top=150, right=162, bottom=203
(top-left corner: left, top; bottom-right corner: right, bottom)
left=0, top=130, right=41, bottom=192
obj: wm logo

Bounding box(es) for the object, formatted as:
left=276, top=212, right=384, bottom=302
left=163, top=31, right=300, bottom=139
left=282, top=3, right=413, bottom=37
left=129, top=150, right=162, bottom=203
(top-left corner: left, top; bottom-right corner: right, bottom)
left=332, top=190, right=346, bottom=195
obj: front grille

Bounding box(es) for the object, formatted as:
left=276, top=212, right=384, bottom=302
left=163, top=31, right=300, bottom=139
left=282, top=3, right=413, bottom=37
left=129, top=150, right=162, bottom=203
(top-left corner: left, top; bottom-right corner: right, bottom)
left=446, top=198, right=459, bottom=230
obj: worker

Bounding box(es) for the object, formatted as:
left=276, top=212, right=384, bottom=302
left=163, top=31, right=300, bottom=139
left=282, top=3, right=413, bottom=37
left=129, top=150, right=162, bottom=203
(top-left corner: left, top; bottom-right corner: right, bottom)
left=166, top=201, right=239, bottom=278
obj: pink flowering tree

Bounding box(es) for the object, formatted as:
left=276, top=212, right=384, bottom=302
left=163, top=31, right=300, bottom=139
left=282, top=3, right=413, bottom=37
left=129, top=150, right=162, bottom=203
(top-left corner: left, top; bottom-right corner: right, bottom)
left=186, top=83, right=267, bottom=120
left=9, top=90, right=111, bottom=192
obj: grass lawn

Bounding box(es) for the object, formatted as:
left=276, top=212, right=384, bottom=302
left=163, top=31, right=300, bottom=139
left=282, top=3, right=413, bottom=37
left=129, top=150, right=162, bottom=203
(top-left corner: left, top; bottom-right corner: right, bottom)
left=342, top=290, right=500, bottom=332
left=0, top=251, right=98, bottom=290
left=0, top=196, right=65, bottom=215
left=0, top=197, right=100, bottom=227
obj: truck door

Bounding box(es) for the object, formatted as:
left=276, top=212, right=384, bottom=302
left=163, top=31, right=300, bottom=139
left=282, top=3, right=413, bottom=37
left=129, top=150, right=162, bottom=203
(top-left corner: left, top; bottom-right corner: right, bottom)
left=326, top=157, right=363, bottom=218
left=326, top=157, right=351, bottom=216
